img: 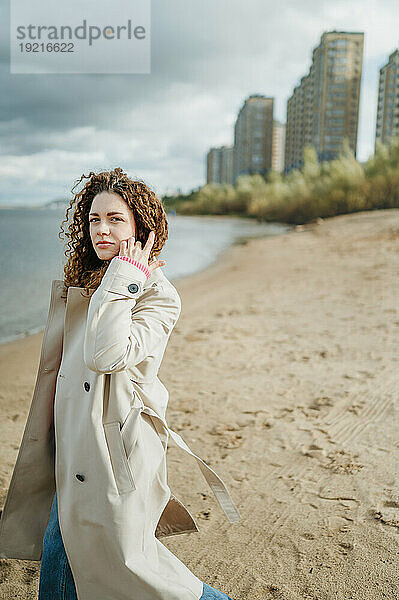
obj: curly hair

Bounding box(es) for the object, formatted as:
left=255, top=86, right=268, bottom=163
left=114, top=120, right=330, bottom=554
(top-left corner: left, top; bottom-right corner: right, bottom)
left=59, top=167, right=168, bottom=301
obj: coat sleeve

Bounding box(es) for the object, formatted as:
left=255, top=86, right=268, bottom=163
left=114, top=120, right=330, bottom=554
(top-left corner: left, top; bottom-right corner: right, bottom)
left=83, top=255, right=181, bottom=374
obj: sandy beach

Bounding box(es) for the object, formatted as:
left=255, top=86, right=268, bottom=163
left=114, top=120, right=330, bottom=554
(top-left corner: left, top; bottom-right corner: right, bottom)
left=1, top=209, right=399, bottom=600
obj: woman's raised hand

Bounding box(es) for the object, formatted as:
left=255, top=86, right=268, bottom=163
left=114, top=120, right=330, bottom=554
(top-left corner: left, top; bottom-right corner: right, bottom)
left=118, top=231, right=166, bottom=273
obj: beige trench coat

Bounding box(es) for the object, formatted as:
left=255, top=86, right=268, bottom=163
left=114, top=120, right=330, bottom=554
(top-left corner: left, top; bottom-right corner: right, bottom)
left=0, top=255, right=240, bottom=600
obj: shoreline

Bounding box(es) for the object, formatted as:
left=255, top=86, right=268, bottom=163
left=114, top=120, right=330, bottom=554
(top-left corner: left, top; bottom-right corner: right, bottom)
left=0, top=220, right=290, bottom=348
left=1, top=208, right=398, bottom=599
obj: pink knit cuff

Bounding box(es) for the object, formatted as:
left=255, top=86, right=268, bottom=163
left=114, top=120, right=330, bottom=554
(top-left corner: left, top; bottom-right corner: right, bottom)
left=116, top=256, right=151, bottom=279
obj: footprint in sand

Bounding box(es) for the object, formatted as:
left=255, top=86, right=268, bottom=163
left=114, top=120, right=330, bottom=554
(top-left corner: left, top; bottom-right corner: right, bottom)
left=196, top=510, right=211, bottom=520
left=383, top=498, right=399, bottom=508
left=301, top=443, right=327, bottom=459
left=372, top=491, right=399, bottom=530
left=209, top=422, right=245, bottom=449
left=323, top=449, right=364, bottom=474
left=300, top=532, right=316, bottom=540
left=309, top=396, right=334, bottom=411
left=372, top=509, right=399, bottom=529
left=337, top=541, right=354, bottom=555
left=169, top=416, right=197, bottom=432
left=347, top=399, right=366, bottom=415
left=276, top=407, right=295, bottom=421
left=295, top=397, right=334, bottom=422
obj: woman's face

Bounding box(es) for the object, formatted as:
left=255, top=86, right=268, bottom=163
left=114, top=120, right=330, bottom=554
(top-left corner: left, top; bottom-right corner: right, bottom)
left=89, top=191, right=137, bottom=261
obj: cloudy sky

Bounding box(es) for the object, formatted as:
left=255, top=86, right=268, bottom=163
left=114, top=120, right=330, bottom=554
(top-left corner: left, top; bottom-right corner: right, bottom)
left=1, top=0, right=398, bottom=206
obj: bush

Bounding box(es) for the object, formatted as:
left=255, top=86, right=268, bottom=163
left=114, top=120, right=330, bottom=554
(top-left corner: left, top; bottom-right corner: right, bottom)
left=170, top=137, right=399, bottom=224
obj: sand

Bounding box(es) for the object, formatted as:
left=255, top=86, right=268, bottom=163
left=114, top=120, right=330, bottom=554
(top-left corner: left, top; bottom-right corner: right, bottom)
left=1, top=209, right=399, bottom=600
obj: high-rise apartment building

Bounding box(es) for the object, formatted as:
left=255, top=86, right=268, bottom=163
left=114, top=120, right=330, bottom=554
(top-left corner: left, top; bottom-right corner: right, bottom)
left=272, top=120, right=286, bottom=172
left=207, top=147, right=221, bottom=184
left=375, top=49, right=399, bottom=148
left=220, top=146, right=234, bottom=184
left=206, top=145, right=234, bottom=185
left=285, top=31, right=364, bottom=172
left=233, top=95, right=274, bottom=182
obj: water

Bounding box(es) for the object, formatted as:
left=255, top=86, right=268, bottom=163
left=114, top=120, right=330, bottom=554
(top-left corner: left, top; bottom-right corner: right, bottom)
left=0, top=208, right=289, bottom=344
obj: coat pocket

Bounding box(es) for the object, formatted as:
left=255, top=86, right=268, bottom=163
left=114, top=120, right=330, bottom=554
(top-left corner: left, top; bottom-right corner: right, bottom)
left=103, top=421, right=136, bottom=495
left=121, top=406, right=142, bottom=460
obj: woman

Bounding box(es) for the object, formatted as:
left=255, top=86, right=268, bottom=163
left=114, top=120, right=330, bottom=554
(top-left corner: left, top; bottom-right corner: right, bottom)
left=0, top=168, right=240, bottom=600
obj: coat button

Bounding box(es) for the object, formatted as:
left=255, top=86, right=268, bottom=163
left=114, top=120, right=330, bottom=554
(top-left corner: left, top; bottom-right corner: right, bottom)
left=128, top=283, right=139, bottom=294
left=75, top=473, right=85, bottom=482
left=84, top=381, right=90, bottom=392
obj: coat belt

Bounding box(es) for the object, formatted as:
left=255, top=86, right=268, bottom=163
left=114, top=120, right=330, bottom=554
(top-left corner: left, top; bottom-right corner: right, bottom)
left=140, top=405, right=241, bottom=524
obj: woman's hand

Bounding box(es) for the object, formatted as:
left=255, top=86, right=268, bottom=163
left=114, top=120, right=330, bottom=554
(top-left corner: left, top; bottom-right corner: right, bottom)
left=118, top=230, right=166, bottom=273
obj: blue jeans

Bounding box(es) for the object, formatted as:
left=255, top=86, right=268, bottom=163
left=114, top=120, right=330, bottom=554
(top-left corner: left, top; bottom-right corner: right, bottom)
left=39, top=490, right=234, bottom=599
